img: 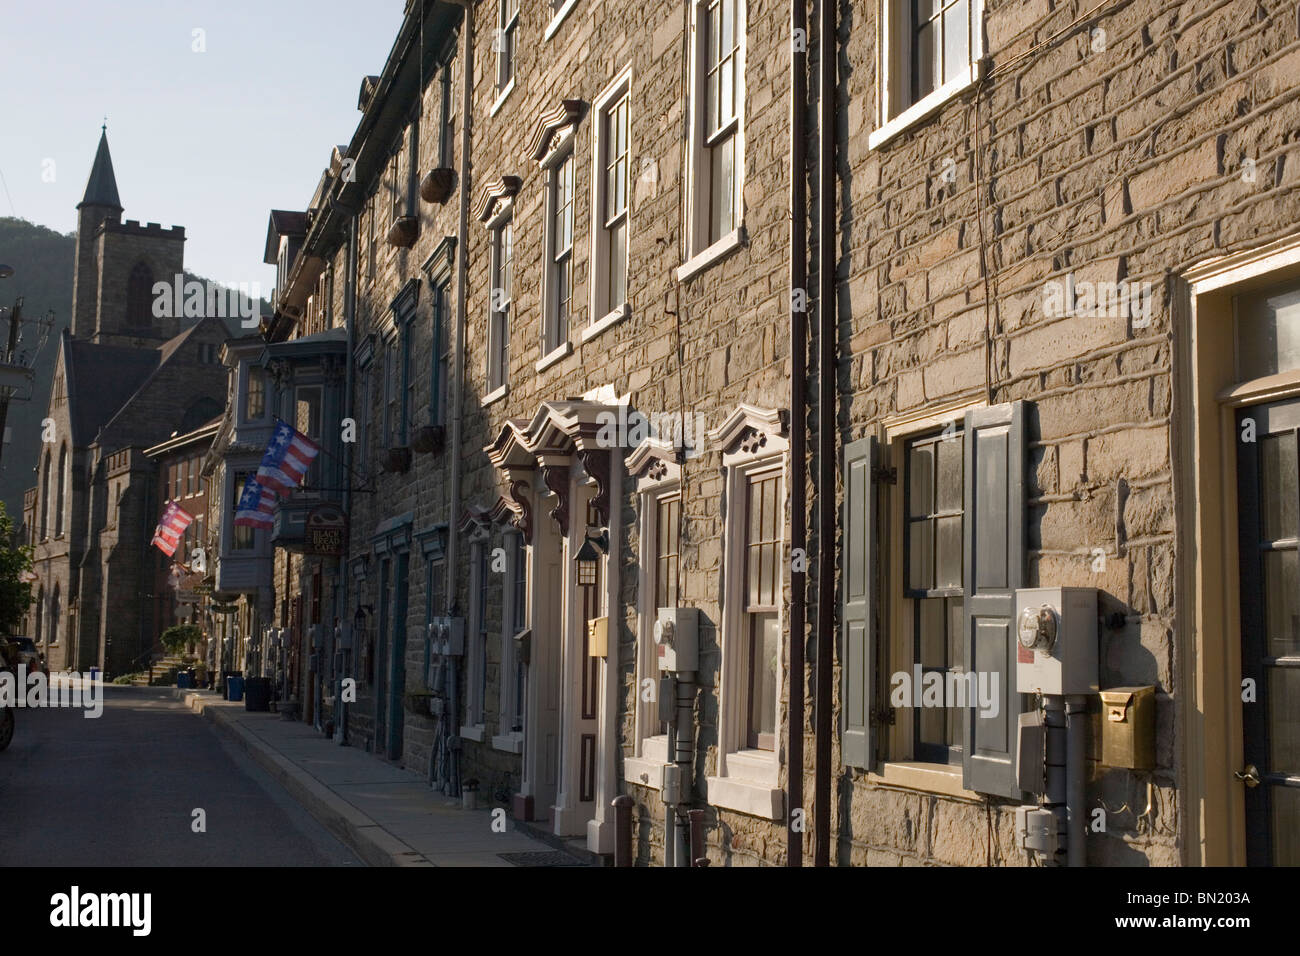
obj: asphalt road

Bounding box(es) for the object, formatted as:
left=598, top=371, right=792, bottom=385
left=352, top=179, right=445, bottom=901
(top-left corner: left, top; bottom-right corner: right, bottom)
left=0, top=684, right=360, bottom=866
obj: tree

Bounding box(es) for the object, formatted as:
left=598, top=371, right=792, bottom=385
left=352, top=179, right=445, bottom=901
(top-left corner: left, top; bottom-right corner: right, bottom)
left=0, top=501, right=34, bottom=634
left=160, top=623, right=203, bottom=655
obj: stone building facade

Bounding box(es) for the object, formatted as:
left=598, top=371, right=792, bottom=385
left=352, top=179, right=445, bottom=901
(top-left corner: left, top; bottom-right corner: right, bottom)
left=201, top=0, right=1300, bottom=867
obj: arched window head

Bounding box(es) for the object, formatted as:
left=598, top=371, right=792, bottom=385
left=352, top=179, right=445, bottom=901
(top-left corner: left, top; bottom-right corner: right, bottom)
left=127, top=261, right=155, bottom=328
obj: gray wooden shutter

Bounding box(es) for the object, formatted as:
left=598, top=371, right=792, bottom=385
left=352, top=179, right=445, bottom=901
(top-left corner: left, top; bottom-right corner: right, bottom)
left=961, top=401, right=1027, bottom=798
left=841, top=436, right=876, bottom=769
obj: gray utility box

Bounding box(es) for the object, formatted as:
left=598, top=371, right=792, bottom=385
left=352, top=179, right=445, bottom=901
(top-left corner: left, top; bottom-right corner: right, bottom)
left=1014, top=587, right=1099, bottom=696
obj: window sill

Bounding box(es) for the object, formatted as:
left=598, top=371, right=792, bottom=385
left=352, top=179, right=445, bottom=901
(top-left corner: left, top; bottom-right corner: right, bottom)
left=490, top=79, right=516, bottom=118
left=869, top=61, right=985, bottom=151
left=867, top=761, right=981, bottom=800
left=460, top=724, right=487, bottom=743
left=481, top=384, right=509, bottom=407
left=706, top=761, right=784, bottom=821
left=581, top=303, right=630, bottom=343
left=676, top=228, right=745, bottom=283
left=535, top=341, right=572, bottom=372
left=544, top=0, right=578, bottom=40
left=624, top=734, right=670, bottom=788
left=491, top=730, right=524, bottom=754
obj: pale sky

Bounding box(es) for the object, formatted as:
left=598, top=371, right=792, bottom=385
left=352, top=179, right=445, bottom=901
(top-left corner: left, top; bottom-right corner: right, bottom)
left=0, top=1, right=407, bottom=291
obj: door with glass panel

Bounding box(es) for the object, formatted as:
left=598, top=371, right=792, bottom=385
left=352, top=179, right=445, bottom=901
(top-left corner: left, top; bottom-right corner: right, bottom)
left=1236, top=398, right=1300, bottom=865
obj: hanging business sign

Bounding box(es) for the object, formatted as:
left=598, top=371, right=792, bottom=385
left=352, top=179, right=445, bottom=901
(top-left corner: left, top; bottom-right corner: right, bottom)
left=306, top=503, right=348, bottom=556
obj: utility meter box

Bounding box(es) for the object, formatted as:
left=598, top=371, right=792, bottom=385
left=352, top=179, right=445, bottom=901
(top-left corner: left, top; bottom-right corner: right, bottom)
left=1015, top=587, right=1099, bottom=695
left=427, top=617, right=466, bottom=657
left=1015, top=806, right=1060, bottom=856
left=1099, top=685, right=1155, bottom=770
left=655, top=607, right=699, bottom=673
left=587, top=616, right=608, bottom=658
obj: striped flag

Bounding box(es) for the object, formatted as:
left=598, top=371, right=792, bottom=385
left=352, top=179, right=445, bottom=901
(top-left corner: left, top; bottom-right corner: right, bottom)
left=234, top=474, right=276, bottom=528
left=257, top=420, right=322, bottom=497
left=151, top=501, right=195, bottom=557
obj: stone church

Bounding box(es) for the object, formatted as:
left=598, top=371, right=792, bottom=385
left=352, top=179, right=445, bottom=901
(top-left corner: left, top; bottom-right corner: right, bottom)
left=22, top=129, right=229, bottom=675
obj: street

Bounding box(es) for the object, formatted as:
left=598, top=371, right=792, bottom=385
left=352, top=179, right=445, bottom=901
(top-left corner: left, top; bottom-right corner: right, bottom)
left=0, top=685, right=359, bottom=866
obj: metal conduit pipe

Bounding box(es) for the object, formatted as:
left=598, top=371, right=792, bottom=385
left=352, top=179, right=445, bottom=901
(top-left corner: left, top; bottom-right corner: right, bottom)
left=674, top=671, right=695, bottom=867
left=1043, top=696, right=1067, bottom=864
left=1066, top=695, right=1088, bottom=867
left=787, top=0, right=809, bottom=870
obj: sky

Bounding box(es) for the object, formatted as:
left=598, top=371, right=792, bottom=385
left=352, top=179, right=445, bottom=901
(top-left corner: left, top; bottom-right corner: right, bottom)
left=0, top=0, right=407, bottom=292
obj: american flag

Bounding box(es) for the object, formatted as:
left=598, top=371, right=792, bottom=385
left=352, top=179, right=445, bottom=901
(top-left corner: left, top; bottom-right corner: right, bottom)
left=257, top=421, right=322, bottom=496
left=234, top=474, right=276, bottom=528
left=151, top=501, right=195, bottom=557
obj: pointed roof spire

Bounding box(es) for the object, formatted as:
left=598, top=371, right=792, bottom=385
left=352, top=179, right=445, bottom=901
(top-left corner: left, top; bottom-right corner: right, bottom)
left=77, top=126, right=122, bottom=211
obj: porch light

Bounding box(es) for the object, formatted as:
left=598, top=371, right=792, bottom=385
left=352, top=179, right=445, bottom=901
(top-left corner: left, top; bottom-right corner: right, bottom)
left=575, top=532, right=607, bottom=587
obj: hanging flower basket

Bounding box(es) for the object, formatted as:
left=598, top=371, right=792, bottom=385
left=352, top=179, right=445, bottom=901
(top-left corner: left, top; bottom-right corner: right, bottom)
left=386, top=215, right=419, bottom=248
left=420, top=167, right=456, bottom=205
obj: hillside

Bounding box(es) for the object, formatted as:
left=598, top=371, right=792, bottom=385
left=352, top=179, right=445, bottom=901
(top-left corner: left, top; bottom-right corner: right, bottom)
left=0, top=216, right=268, bottom=522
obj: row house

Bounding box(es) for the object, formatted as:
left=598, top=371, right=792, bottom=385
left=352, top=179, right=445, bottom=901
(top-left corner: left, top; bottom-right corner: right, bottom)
left=208, top=0, right=1300, bottom=867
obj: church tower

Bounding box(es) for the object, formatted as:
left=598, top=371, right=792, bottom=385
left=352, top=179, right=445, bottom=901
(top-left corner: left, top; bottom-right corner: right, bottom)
left=69, top=127, right=185, bottom=346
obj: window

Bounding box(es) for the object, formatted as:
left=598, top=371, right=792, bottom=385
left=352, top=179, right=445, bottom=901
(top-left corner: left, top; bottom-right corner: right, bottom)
left=1234, top=279, right=1300, bottom=382
left=648, top=490, right=680, bottom=738
left=39, top=452, right=50, bottom=539
left=358, top=361, right=373, bottom=471
left=232, top=471, right=255, bottom=550
left=431, top=281, right=450, bottom=426
left=48, top=583, right=60, bottom=646
left=296, top=386, right=323, bottom=488
left=499, top=531, right=528, bottom=740
left=544, top=151, right=575, bottom=354
left=126, top=262, right=154, bottom=328
left=403, top=320, right=415, bottom=443
left=873, top=0, right=983, bottom=148
left=591, top=71, right=631, bottom=327
left=496, top=0, right=519, bottom=93
left=389, top=145, right=403, bottom=227
left=367, top=197, right=377, bottom=282
left=245, top=368, right=265, bottom=422
left=173, top=462, right=182, bottom=499
left=743, top=471, right=780, bottom=750
left=437, top=57, right=455, bottom=168
left=54, top=445, right=67, bottom=536
left=488, top=217, right=513, bottom=393
left=467, top=541, right=490, bottom=728
left=383, top=336, right=400, bottom=446
left=903, top=429, right=965, bottom=764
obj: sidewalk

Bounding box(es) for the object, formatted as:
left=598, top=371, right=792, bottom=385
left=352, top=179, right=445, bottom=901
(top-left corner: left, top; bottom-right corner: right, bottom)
left=175, top=688, right=575, bottom=867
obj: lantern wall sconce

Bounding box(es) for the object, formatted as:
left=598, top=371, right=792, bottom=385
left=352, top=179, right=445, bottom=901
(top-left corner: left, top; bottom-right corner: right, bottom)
left=575, top=531, right=608, bottom=587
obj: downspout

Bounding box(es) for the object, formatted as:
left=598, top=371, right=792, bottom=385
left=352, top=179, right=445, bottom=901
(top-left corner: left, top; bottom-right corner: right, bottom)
left=339, top=213, right=358, bottom=745
left=813, top=0, right=838, bottom=868
left=445, top=0, right=473, bottom=797
left=787, top=0, right=809, bottom=869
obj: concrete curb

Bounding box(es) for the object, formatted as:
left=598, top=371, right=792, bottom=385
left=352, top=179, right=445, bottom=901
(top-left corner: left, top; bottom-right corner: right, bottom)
left=174, top=689, right=433, bottom=868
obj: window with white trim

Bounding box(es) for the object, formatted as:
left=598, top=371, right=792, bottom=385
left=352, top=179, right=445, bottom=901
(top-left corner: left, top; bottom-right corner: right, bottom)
left=496, top=0, right=519, bottom=92
left=649, top=490, right=679, bottom=736
left=544, top=150, right=575, bottom=354
left=488, top=216, right=513, bottom=392
left=686, top=0, right=745, bottom=258
left=468, top=539, right=490, bottom=727
left=874, top=0, right=983, bottom=146
left=499, top=531, right=528, bottom=737
left=742, top=469, right=780, bottom=751
left=592, top=71, right=630, bottom=324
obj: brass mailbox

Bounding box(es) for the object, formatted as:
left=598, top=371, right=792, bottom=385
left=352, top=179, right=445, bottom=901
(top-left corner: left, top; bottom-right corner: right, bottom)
left=587, top=617, right=608, bottom=658
left=1099, top=685, right=1155, bottom=770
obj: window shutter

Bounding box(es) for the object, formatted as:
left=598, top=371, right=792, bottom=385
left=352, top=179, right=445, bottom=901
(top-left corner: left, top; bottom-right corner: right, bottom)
left=961, top=401, right=1028, bottom=798
left=841, top=436, right=877, bottom=769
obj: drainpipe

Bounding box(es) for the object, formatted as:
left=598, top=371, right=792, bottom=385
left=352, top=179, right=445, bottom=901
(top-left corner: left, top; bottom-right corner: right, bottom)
left=446, top=1, right=473, bottom=781
left=338, top=213, right=358, bottom=745
left=787, top=0, right=809, bottom=869
left=1066, top=695, right=1087, bottom=866
left=813, top=0, right=838, bottom=868
left=673, top=670, right=695, bottom=866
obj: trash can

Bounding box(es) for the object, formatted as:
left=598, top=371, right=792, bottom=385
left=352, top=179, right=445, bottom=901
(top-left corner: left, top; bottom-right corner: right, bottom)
left=177, top=671, right=192, bottom=689
left=226, top=675, right=245, bottom=702
left=89, top=667, right=99, bottom=682
left=244, top=677, right=271, bottom=712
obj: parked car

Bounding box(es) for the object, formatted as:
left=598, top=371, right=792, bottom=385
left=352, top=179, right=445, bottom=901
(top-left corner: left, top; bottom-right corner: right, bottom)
left=1, top=636, right=46, bottom=678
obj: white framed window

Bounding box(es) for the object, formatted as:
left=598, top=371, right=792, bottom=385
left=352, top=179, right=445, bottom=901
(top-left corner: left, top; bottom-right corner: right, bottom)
left=681, top=0, right=746, bottom=279
left=487, top=215, right=513, bottom=395
left=589, top=67, right=632, bottom=337
left=496, top=0, right=519, bottom=94
left=871, top=0, right=985, bottom=150
left=543, top=150, right=575, bottom=356
left=243, top=366, right=266, bottom=423
left=545, top=0, right=579, bottom=40
left=295, top=385, right=323, bottom=489
left=706, top=405, right=787, bottom=819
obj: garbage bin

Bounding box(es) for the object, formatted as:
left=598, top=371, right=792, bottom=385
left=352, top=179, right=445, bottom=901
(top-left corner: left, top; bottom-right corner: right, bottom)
left=89, top=666, right=99, bottom=682
left=177, top=671, right=192, bottom=689
left=226, top=675, right=245, bottom=702
left=244, top=677, right=271, bottom=712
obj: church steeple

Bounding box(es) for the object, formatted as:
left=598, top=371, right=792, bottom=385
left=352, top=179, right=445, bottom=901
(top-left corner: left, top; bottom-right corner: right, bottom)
left=77, top=125, right=122, bottom=212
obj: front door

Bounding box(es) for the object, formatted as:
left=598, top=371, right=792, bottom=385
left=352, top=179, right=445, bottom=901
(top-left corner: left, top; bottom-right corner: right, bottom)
left=1236, top=398, right=1300, bottom=865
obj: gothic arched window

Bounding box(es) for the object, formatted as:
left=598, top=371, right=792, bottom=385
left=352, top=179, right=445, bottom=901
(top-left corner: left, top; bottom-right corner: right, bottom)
left=55, top=444, right=67, bottom=536
left=39, top=451, right=51, bottom=539
left=127, top=261, right=154, bottom=328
